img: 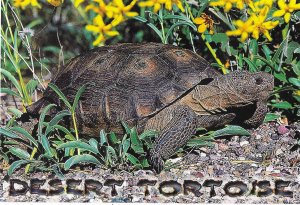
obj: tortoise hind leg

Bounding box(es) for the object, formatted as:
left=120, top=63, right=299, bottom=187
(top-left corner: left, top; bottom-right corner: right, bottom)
left=149, top=107, right=236, bottom=173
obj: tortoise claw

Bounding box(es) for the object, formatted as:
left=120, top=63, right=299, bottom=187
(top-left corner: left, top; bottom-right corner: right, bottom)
left=150, top=149, right=164, bottom=174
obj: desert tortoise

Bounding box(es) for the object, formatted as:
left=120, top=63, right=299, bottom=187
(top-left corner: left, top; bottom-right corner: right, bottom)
left=27, top=43, right=274, bottom=173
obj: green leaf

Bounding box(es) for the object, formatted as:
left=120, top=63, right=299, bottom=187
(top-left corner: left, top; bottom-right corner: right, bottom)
left=187, top=139, right=214, bottom=147
left=263, top=113, right=280, bottom=123
left=48, top=83, right=72, bottom=109
left=41, top=134, right=53, bottom=157
left=109, top=132, right=120, bottom=144
left=288, top=77, right=300, bottom=87
left=106, top=146, right=117, bottom=164
left=58, top=141, right=99, bottom=154
left=8, top=160, right=29, bottom=176
left=0, top=69, right=22, bottom=97
left=134, top=16, right=147, bottom=23
left=7, top=108, right=23, bottom=118
left=53, top=125, right=72, bottom=136
left=243, top=57, right=258, bottom=72
left=284, top=41, right=300, bottom=63
left=0, top=128, right=21, bottom=139
left=9, top=147, right=30, bottom=159
left=72, top=84, right=86, bottom=112
left=45, top=110, right=71, bottom=136
left=274, top=71, right=288, bottom=83
left=272, top=101, right=293, bottom=109
left=99, top=130, right=107, bottom=145
left=121, top=121, right=131, bottom=134
left=130, top=127, right=144, bottom=154
left=139, top=130, right=158, bottom=140
left=125, top=153, right=140, bottom=166
left=141, top=159, right=150, bottom=168
left=250, top=39, right=258, bottom=56
left=272, top=35, right=288, bottom=64
left=38, top=104, right=56, bottom=136
left=262, top=45, right=272, bottom=60
left=25, top=79, right=38, bottom=96
left=211, top=33, right=229, bottom=43
left=253, top=55, right=274, bottom=69
left=122, top=138, right=130, bottom=155
left=165, top=21, right=197, bottom=41
left=213, top=125, right=251, bottom=138
left=64, top=154, right=101, bottom=170
left=0, top=87, right=21, bottom=98
left=10, top=126, right=38, bottom=147
left=89, top=138, right=99, bottom=150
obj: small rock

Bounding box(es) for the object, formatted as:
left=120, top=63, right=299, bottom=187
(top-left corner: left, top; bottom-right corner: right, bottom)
left=276, top=148, right=283, bottom=155
left=255, top=134, right=262, bottom=140
left=240, top=141, right=249, bottom=147
left=200, top=153, right=206, bottom=157
left=192, top=171, right=204, bottom=178
left=277, top=125, right=289, bottom=135
left=266, top=165, right=274, bottom=172
left=271, top=133, right=280, bottom=140
left=255, top=167, right=263, bottom=174
left=218, top=143, right=228, bottom=151
left=161, top=186, right=175, bottom=194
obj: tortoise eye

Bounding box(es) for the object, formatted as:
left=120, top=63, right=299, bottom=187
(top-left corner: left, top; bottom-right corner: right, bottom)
left=255, top=77, right=263, bottom=85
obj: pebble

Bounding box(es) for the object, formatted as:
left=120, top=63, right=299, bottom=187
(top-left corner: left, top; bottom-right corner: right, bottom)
left=240, top=141, right=249, bottom=147
left=255, top=134, right=262, bottom=140
left=218, top=143, right=228, bottom=151
left=277, top=125, right=289, bottom=135
left=255, top=168, right=263, bottom=174
left=276, top=148, right=284, bottom=155
left=200, top=153, right=206, bottom=157
left=271, top=133, right=280, bottom=140
left=266, top=165, right=274, bottom=172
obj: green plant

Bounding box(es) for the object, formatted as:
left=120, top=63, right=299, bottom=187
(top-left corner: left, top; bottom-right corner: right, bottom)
left=1, top=0, right=46, bottom=110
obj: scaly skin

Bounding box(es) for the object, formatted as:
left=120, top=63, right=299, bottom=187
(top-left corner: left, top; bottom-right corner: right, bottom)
left=148, top=71, right=274, bottom=173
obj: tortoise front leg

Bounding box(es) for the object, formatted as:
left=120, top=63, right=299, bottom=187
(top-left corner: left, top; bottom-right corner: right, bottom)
left=243, top=101, right=268, bottom=127
left=149, top=105, right=198, bottom=173
left=149, top=106, right=236, bottom=173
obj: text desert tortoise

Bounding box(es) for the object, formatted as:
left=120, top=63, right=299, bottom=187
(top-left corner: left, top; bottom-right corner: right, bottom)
left=27, top=43, right=274, bottom=173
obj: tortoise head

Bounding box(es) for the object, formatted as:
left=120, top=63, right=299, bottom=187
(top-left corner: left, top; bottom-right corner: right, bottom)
left=223, top=71, right=274, bottom=106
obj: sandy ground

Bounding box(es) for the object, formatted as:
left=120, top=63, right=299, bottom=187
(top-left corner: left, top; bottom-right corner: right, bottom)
left=0, top=121, right=299, bottom=203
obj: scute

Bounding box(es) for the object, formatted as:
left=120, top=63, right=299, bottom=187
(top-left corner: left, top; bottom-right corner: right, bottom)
left=30, top=43, right=220, bottom=134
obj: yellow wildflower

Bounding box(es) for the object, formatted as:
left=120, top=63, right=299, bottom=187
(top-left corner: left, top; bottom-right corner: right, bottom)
left=47, top=0, right=63, bottom=7
left=107, top=0, right=138, bottom=21
left=210, top=0, right=237, bottom=12
left=194, top=14, right=214, bottom=34
left=251, top=6, right=279, bottom=41
left=138, top=0, right=166, bottom=13
left=226, top=18, right=254, bottom=42
left=273, top=0, right=300, bottom=23
left=165, top=0, right=185, bottom=12
left=86, top=15, right=121, bottom=46
left=295, top=90, right=300, bottom=96
left=85, top=0, right=112, bottom=17
left=74, top=0, right=84, bottom=7
left=13, top=0, right=41, bottom=9
left=236, top=0, right=255, bottom=11
left=254, top=0, right=274, bottom=9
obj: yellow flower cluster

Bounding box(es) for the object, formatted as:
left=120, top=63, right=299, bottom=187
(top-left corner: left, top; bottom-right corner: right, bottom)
left=209, top=0, right=300, bottom=42
left=82, top=0, right=139, bottom=46
left=138, top=0, right=184, bottom=13
left=13, top=0, right=41, bottom=9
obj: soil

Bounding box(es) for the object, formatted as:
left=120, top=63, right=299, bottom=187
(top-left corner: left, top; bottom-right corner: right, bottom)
left=0, top=120, right=299, bottom=203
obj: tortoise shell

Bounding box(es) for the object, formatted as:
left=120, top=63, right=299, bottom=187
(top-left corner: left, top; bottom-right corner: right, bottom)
left=34, top=43, right=220, bottom=136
